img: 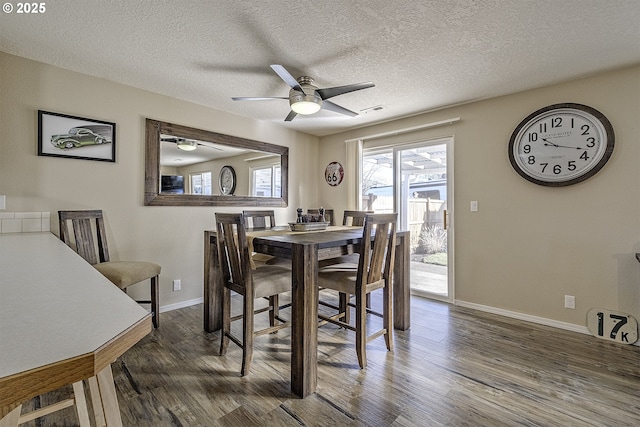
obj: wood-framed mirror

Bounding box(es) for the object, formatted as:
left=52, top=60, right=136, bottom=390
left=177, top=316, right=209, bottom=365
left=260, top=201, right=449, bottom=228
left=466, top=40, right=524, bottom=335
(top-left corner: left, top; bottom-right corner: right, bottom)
left=145, top=119, right=288, bottom=207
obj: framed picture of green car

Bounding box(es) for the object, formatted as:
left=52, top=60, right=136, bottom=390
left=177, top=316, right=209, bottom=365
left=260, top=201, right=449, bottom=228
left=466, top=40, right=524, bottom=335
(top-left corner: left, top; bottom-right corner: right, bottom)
left=38, top=110, right=116, bottom=162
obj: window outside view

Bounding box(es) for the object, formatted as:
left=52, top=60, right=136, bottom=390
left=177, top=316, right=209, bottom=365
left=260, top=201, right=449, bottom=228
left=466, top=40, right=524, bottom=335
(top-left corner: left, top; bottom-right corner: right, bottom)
left=190, top=172, right=212, bottom=195
left=252, top=165, right=281, bottom=197
left=363, top=143, right=448, bottom=297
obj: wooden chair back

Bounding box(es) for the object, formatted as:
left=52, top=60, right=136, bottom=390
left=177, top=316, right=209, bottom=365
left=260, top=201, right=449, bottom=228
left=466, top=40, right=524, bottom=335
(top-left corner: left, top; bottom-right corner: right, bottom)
left=342, top=210, right=373, bottom=226
left=307, top=208, right=335, bottom=225
left=216, top=213, right=253, bottom=296
left=242, top=210, right=276, bottom=229
left=59, top=210, right=110, bottom=265
left=357, top=213, right=397, bottom=291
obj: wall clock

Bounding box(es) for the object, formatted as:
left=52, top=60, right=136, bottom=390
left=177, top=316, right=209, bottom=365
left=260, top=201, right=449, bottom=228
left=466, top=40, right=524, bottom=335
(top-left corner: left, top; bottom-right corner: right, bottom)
left=508, top=103, right=614, bottom=187
left=325, top=161, right=344, bottom=186
left=218, top=165, right=236, bottom=195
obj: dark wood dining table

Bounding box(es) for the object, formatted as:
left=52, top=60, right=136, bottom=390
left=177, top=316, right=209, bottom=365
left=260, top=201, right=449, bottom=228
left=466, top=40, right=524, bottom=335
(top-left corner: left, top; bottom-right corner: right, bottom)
left=203, top=226, right=410, bottom=398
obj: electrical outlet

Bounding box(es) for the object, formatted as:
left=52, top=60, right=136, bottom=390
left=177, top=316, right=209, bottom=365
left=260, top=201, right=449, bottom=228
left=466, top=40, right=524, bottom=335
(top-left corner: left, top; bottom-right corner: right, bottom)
left=173, top=279, right=181, bottom=292
left=564, top=295, right=575, bottom=309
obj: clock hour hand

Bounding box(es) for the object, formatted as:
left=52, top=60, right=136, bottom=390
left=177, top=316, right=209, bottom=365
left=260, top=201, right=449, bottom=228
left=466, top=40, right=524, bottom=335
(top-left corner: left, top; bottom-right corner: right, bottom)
left=542, top=138, right=581, bottom=150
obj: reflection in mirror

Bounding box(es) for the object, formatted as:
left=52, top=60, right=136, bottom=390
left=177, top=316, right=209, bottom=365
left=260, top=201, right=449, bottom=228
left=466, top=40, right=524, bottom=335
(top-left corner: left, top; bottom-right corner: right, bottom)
left=145, top=119, right=288, bottom=207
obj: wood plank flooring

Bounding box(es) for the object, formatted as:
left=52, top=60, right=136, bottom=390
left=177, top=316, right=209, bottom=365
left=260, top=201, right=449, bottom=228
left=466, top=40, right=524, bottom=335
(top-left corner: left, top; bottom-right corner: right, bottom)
left=17, top=293, right=640, bottom=426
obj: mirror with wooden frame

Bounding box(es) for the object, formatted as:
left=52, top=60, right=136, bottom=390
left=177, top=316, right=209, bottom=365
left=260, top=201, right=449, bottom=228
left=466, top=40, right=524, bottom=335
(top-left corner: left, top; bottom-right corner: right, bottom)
left=145, top=119, right=288, bottom=206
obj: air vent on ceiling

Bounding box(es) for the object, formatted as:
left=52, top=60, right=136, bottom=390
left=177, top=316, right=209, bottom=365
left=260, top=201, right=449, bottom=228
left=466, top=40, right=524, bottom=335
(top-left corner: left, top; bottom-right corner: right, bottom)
left=360, top=105, right=386, bottom=114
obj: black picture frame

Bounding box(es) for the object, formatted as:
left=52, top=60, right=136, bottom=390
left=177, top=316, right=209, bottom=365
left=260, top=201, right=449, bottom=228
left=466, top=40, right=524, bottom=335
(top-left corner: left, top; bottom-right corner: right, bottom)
left=38, top=110, right=116, bottom=162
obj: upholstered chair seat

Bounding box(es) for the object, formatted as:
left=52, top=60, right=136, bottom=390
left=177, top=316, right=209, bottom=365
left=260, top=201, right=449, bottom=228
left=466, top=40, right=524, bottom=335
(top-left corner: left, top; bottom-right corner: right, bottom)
left=94, top=261, right=161, bottom=290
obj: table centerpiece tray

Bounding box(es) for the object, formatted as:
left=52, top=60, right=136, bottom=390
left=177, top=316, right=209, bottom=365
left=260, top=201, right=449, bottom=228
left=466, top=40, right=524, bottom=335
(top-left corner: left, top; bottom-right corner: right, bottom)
left=288, top=222, right=330, bottom=232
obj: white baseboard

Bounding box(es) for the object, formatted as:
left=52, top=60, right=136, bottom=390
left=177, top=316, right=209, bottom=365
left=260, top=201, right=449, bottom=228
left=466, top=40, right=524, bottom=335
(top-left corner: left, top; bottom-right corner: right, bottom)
left=159, top=297, right=203, bottom=313
left=454, top=299, right=591, bottom=335
left=155, top=296, right=638, bottom=346
left=455, top=300, right=640, bottom=347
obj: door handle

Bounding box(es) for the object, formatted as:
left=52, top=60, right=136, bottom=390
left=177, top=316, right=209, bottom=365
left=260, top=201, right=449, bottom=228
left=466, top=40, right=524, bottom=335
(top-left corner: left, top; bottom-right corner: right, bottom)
left=444, top=209, right=447, bottom=230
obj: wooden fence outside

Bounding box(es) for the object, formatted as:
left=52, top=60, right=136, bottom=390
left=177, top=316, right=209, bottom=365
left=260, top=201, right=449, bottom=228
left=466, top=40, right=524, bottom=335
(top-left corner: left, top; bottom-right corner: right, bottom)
left=363, top=195, right=445, bottom=250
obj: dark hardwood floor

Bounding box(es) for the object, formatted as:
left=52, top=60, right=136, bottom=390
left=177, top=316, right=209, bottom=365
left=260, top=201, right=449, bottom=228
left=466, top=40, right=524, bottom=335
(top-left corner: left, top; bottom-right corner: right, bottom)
left=19, top=293, right=640, bottom=426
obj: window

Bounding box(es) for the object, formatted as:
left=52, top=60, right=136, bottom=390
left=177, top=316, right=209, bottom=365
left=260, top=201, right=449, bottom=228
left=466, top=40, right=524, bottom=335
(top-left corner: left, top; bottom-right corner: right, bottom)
left=190, top=172, right=212, bottom=195
left=251, top=165, right=281, bottom=197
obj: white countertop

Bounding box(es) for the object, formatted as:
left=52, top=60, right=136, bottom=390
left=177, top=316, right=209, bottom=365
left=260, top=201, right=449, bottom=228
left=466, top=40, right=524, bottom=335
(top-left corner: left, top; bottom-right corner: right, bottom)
left=0, top=232, right=149, bottom=378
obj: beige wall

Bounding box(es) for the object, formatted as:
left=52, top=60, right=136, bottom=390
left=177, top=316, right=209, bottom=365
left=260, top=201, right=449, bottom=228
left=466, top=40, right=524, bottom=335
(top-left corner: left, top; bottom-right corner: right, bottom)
left=318, top=65, right=640, bottom=327
left=2, top=50, right=638, bottom=330
left=0, top=52, right=319, bottom=307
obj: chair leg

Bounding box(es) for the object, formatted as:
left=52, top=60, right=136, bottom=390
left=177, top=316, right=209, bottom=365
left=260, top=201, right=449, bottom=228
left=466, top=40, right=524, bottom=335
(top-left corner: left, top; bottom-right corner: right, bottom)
left=355, top=290, right=367, bottom=369
left=151, top=276, right=159, bottom=328
left=241, top=295, right=254, bottom=377
left=339, top=292, right=350, bottom=324
left=269, top=294, right=279, bottom=327
left=383, top=283, right=393, bottom=351
left=219, top=288, right=231, bottom=356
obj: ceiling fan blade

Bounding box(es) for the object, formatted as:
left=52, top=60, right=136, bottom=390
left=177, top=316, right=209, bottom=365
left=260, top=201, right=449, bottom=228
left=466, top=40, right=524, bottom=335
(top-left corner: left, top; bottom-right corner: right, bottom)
left=196, top=140, right=223, bottom=151
left=271, top=65, right=306, bottom=94
left=316, top=82, right=375, bottom=100
left=322, top=100, right=358, bottom=117
left=284, top=110, right=298, bottom=121
left=232, top=96, right=288, bottom=101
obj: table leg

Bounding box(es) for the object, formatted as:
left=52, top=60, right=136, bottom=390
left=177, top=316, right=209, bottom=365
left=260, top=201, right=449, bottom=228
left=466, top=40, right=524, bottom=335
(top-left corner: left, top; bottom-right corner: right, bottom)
left=290, top=242, right=318, bottom=398
left=71, top=381, right=91, bottom=427
left=94, top=365, right=123, bottom=427
left=0, top=405, right=20, bottom=427
left=393, top=232, right=411, bottom=330
left=88, top=376, right=106, bottom=427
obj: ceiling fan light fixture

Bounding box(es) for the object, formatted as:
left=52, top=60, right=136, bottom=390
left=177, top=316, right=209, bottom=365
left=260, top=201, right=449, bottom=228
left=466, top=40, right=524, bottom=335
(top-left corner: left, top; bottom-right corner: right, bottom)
left=176, top=139, right=197, bottom=151
left=291, top=101, right=322, bottom=115
left=290, top=91, right=322, bottom=115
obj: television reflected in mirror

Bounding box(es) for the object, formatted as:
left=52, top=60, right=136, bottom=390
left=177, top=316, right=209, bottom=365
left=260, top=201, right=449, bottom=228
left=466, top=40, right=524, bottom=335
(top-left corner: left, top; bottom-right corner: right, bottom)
left=145, top=119, right=288, bottom=207
left=160, top=175, right=184, bottom=194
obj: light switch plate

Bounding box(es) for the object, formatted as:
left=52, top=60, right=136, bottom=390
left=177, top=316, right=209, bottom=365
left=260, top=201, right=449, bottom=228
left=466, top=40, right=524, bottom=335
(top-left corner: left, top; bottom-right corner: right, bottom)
left=470, top=201, right=478, bottom=212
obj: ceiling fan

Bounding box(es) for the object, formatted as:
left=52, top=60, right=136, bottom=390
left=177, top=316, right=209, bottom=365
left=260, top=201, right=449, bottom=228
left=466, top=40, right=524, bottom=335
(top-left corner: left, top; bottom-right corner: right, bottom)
left=232, top=65, right=375, bottom=121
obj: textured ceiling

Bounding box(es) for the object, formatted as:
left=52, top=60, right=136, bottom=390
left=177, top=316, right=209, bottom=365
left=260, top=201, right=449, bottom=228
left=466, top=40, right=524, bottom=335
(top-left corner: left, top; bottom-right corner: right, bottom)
left=1, top=0, right=639, bottom=137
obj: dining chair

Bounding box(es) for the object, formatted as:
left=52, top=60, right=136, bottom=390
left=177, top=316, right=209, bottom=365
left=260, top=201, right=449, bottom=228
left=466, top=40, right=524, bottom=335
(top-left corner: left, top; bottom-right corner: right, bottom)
left=307, top=208, right=335, bottom=225
left=317, top=213, right=397, bottom=369
left=242, top=210, right=276, bottom=229
left=343, top=210, right=373, bottom=226
left=319, top=210, right=374, bottom=322
left=216, top=212, right=291, bottom=376
left=58, top=210, right=161, bottom=328
left=242, top=210, right=290, bottom=269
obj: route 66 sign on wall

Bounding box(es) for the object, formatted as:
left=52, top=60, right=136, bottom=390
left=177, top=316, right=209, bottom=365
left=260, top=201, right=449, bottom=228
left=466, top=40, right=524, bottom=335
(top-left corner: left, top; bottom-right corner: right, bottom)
left=325, top=162, right=344, bottom=186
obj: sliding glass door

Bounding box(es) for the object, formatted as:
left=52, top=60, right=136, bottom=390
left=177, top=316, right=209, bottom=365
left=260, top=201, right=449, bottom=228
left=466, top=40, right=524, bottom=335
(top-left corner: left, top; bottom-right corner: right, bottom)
left=362, top=138, right=452, bottom=301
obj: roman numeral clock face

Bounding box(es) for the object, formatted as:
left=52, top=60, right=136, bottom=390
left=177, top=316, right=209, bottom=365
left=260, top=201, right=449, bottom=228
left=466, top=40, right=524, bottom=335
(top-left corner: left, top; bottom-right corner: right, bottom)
left=508, top=103, right=614, bottom=186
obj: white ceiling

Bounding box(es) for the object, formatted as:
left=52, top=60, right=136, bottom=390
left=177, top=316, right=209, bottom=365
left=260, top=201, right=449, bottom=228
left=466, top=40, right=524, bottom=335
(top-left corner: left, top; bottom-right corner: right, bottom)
left=1, top=1, right=639, bottom=137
